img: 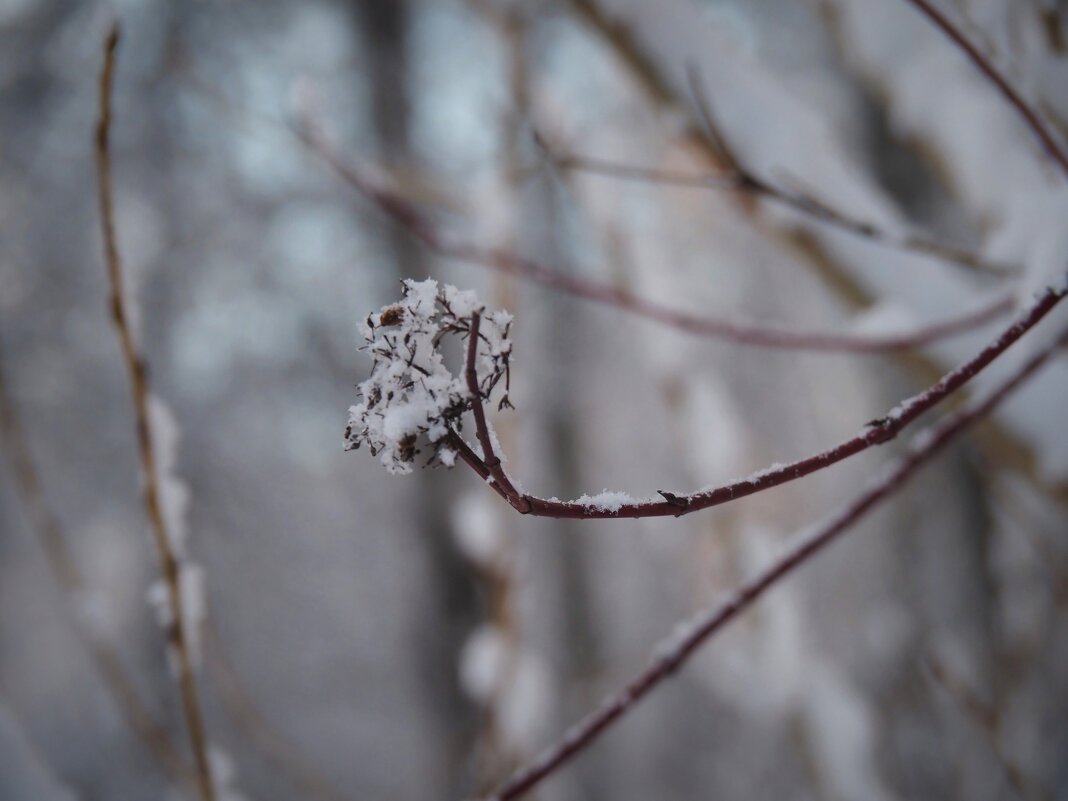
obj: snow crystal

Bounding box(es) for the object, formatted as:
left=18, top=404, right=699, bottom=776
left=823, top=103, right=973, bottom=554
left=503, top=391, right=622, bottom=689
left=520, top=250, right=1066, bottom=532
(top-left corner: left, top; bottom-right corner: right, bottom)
left=459, top=624, right=508, bottom=703
left=148, top=395, right=190, bottom=556
left=498, top=649, right=550, bottom=749
left=452, top=492, right=505, bottom=566
left=442, top=283, right=482, bottom=318
left=209, top=745, right=249, bottom=801
left=575, top=490, right=635, bottom=512
left=346, top=280, right=514, bottom=474
left=146, top=561, right=206, bottom=672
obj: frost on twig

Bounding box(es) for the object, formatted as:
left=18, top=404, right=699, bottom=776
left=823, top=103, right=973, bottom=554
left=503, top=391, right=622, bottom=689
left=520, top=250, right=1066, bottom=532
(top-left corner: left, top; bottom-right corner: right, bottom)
left=345, top=278, right=514, bottom=474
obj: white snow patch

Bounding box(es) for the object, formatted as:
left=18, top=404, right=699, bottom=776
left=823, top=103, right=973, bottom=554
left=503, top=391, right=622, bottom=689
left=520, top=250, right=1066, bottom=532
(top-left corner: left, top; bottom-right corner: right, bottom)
left=575, top=490, right=634, bottom=512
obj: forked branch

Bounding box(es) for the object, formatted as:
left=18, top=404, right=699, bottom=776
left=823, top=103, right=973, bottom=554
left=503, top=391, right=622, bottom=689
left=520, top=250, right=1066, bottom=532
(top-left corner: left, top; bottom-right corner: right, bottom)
left=299, top=120, right=1014, bottom=353
left=484, top=315, right=1068, bottom=801
left=537, top=62, right=1014, bottom=279
left=347, top=278, right=1065, bottom=518
left=445, top=282, right=1064, bottom=520
left=544, top=141, right=1013, bottom=277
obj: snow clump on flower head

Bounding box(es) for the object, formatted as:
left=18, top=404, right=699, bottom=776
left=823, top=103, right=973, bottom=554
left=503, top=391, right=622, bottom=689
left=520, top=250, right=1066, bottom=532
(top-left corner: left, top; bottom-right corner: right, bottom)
left=345, top=279, right=513, bottom=474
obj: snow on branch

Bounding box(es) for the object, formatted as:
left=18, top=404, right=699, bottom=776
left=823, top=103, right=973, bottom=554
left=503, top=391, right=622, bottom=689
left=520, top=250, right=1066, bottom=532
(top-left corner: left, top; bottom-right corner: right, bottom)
left=348, top=279, right=1067, bottom=520
left=345, top=279, right=513, bottom=474
left=482, top=315, right=1068, bottom=801
left=95, top=23, right=217, bottom=801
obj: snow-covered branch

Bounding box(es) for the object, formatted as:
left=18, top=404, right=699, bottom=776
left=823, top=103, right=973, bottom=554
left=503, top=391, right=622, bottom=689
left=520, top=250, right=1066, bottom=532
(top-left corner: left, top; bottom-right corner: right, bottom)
left=483, top=314, right=1068, bottom=801
left=349, top=279, right=1066, bottom=520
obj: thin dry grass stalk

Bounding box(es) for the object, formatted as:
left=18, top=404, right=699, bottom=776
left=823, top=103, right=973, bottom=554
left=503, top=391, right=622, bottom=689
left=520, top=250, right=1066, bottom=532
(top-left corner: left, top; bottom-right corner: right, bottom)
left=0, top=350, right=195, bottom=791
left=94, top=21, right=216, bottom=801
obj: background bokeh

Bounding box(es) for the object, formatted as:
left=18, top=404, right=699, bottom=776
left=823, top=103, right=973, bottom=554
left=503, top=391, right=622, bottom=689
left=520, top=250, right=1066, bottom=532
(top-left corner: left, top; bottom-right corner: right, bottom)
left=2, top=0, right=1067, bottom=799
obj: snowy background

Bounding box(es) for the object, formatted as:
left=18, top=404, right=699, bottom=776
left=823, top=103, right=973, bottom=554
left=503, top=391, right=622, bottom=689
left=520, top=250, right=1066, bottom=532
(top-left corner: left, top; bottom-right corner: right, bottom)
left=1, top=0, right=1067, bottom=799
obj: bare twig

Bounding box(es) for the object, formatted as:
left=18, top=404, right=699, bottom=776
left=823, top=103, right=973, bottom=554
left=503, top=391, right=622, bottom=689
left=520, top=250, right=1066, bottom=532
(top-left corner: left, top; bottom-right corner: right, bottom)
left=545, top=143, right=1015, bottom=277
left=485, top=318, right=1068, bottom=801
left=204, top=624, right=362, bottom=801
left=0, top=348, right=194, bottom=791
left=447, top=282, right=1065, bottom=519
left=465, top=314, right=525, bottom=505
left=299, top=121, right=1015, bottom=353
left=926, top=656, right=1051, bottom=801
left=94, top=22, right=215, bottom=801
left=901, top=0, right=1068, bottom=180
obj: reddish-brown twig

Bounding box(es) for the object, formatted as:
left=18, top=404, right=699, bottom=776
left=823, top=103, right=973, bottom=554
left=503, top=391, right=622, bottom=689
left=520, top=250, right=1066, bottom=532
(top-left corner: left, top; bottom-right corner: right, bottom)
left=484, top=317, right=1068, bottom=801
left=298, top=121, right=1014, bottom=353
left=95, top=22, right=215, bottom=801
left=448, top=283, right=1065, bottom=520
left=547, top=146, right=1013, bottom=276
left=901, top=0, right=1068, bottom=180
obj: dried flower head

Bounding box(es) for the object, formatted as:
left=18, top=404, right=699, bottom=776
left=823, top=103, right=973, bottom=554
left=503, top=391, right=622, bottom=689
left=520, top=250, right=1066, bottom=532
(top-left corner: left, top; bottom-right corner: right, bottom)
left=345, top=278, right=513, bottom=474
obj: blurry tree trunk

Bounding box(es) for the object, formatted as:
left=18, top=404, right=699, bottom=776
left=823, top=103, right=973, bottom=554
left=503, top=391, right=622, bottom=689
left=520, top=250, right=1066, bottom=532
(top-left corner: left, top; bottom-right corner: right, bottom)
left=349, top=1, right=479, bottom=795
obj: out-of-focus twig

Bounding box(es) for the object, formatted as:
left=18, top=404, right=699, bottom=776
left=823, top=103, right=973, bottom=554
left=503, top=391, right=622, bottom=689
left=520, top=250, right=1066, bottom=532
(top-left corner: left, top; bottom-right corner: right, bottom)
left=484, top=318, right=1068, bottom=801
left=541, top=136, right=1015, bottom=277
left=926, top=656, right=1051, bottom=801
left=901, top=0, right=1068, bottom=180
left=299, top=118, right=1015, bottom=353
left=448, top=284, right=1065, bottom=519
left=203, top=623, right=363, bottom=801
left=0, top=348, right=194, bottom=792
left=94, top=22, right=215, bottom=801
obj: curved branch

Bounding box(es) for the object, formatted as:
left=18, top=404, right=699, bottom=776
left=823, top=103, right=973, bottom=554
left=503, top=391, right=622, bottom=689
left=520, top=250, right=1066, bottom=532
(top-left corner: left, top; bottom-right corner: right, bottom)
left=902, top=0, right=1068, bottom=180
left=547, top=146, right=1014, bottom=277
left=449, top=282, right=1065, bottom=520
left=484, top=316, right=1068, bottom=801
left=298, top=121, right=1014, bottom=353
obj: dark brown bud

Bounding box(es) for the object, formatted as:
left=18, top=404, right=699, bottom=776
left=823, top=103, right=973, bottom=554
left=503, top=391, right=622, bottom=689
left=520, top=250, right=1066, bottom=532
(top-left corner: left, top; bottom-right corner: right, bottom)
left=379, top=305, right=405, bottom=327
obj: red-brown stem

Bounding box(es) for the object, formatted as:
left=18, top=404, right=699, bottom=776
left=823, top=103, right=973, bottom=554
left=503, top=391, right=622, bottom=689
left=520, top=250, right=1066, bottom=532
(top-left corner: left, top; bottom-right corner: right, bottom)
left=486, top=319, right=1068, bottom=801
left=452, top=283, right=1065, bottom=519
left=299, top=123, right=1013, bottom=352
left=464, top=313, right=527, bottom=509
left=902, top=0, right=1068, bottom=180
left=551, top=149, right=1013, bottom=276
left=95, top=22, right=215, bottom=801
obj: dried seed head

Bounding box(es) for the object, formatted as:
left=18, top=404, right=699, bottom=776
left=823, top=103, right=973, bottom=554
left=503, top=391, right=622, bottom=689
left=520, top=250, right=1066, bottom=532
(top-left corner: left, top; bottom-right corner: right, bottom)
left=379, top=305, right=405, bottom=327
left=345, top=279, right=514, bottom=474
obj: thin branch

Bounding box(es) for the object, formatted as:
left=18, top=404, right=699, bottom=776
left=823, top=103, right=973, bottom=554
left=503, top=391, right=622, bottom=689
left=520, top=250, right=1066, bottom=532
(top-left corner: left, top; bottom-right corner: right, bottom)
left=901, top=0, right=1068, bottom=180
left=465, top=313, right=525, bottom=506
left=204, top=623, right=364, bottom=801
left=925, top=656, right=1051, bottom=801
left=484, top=317, right=1068, bottom=801
left=94, top=22, right=215, bottom=801
left=447, top=282, right=1065, bottom=519
left=546, top=144, right=1015, bottom=277
left=0, top=348, right=195, bottom=792
left=1, top=340, right=352, bottom=801
left=298, top=120, right=1014, bottom=352
left=684, top=64, right=742, bottom=173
